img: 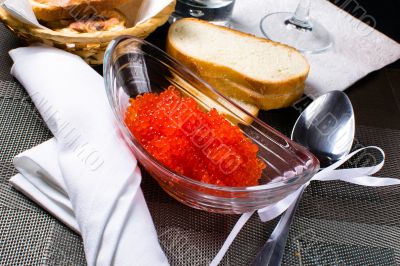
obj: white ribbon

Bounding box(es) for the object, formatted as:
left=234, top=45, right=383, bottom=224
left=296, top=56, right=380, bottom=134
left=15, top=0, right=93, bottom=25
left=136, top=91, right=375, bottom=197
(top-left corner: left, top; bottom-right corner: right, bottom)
left=211, top=146, right=400, bottom=266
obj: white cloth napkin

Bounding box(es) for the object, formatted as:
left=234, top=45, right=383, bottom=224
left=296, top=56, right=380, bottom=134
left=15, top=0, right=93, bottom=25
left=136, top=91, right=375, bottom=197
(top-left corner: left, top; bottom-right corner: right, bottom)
left=232, top=0, right=400, bottom=97
left=12, top=139, right=79, bottom=232
left=9, top=45, right=169, bottom=266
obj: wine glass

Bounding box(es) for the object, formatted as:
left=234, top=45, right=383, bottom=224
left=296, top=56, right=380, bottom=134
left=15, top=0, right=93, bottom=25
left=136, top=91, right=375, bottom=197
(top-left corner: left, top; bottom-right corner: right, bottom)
left=260, top=0, right=332, bottom=53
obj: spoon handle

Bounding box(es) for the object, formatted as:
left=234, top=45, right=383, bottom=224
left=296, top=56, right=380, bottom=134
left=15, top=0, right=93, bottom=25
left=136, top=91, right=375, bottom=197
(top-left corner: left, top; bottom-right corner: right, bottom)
left=251, top=185, right=307, bottom=266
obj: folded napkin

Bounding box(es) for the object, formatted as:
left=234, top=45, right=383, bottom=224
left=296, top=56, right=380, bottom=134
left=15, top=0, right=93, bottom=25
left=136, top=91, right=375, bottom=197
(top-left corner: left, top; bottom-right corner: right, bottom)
left=9, top=45, right=169, bottom=266
left=12, top=139, right=78, bottom=232
left=232, top=0, right=400, bottom=97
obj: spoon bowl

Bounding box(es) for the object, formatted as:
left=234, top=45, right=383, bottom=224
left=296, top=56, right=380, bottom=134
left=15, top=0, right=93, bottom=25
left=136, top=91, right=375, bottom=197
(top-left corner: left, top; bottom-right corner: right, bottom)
left=292, top=91, right=355, bottom=167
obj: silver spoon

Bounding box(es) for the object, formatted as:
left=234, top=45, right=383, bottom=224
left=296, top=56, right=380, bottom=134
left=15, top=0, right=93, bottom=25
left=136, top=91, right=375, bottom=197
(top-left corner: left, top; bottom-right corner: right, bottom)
left=251, top=90, right=355, bottom=266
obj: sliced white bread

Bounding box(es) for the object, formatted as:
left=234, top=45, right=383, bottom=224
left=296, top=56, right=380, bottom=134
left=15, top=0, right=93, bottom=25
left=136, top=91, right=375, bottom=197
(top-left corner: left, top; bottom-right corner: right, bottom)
left=202, top=73, right=305, bottom=110
left=166, top=18, right=310, bottom=110
left=30, top=0, right=129, bottom=21
left=167, top=75, right=259, bottom=125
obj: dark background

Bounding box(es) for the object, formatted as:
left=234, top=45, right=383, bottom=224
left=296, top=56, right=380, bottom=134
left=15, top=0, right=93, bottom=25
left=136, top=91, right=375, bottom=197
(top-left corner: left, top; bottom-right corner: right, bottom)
left=331, top=0, right=399, bottom=67
left=333, top=0, right=399, bottom=42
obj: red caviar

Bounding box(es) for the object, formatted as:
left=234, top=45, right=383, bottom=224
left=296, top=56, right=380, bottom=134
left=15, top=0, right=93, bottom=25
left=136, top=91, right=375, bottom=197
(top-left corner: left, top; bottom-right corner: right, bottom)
left=125, top=87, right=265, bottom=187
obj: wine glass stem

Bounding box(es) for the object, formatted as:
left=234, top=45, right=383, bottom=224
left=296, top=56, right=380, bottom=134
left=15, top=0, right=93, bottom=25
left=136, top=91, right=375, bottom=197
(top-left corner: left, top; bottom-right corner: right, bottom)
left=288, top=0, right=313, bottom=30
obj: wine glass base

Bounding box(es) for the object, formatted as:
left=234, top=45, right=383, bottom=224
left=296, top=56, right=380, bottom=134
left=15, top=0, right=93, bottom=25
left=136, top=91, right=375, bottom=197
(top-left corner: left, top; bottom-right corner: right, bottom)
left=260, top=12, right=333, bottom=54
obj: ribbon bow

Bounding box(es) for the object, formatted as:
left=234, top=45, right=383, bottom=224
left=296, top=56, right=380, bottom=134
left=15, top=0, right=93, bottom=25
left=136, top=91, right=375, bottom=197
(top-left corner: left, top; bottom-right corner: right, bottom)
left=211, top=146, right=400, bottom=265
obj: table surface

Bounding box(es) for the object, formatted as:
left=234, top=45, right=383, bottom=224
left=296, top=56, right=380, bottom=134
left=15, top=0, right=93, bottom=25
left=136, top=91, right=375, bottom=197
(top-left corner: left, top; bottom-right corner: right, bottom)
left=1, top=8, right=400, bottom=266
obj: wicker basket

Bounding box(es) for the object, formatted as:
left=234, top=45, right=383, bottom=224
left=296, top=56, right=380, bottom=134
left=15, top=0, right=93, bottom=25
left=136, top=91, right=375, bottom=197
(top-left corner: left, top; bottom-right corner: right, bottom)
left=0, top=1, right=176, bottom=64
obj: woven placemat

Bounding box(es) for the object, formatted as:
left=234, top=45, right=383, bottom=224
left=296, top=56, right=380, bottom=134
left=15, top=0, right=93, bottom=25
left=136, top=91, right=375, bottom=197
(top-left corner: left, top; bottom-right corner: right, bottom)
left=1, top=22, right=400, bottom=265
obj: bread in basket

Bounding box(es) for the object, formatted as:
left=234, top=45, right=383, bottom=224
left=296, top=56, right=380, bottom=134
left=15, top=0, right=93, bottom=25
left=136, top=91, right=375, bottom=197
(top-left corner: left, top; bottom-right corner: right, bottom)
left=30, top=0, right=131, bottom=21
left=0, top=0, right=176, bottom=64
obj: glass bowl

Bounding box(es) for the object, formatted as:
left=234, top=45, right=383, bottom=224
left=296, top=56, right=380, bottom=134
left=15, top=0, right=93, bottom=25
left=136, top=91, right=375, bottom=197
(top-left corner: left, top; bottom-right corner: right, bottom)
left=103, top=36, right=319, bottom=214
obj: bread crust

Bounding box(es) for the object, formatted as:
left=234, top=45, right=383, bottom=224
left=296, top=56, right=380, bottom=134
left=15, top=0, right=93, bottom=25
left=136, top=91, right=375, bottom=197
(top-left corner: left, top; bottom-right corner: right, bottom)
left=216, top=79, right=305, bottom=110
left=167, top=18, right=310, bottom=110
left=169, top=74, right=259, bottom=125
left=184, top=68, right=304, bottom=110
left=30, top=0, right=130, bottom=21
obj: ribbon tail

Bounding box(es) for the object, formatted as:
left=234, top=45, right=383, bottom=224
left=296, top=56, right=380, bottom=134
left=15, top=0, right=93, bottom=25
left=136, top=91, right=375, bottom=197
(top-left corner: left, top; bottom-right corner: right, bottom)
left=339, top=176, right=400, bottom=187
left=210, top=211, right=254, bottom=266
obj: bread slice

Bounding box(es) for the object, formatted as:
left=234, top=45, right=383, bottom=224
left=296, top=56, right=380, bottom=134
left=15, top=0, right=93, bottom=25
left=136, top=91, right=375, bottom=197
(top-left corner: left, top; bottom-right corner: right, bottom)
left=202, top=73, right=305, bottom=110
left=167, top=74, right=259, bottom=125
left=190, top=90, right=260, bottom=125
left=30, top=0, right=130, bottom=21
left=166, top=18, right=310, bottom=110
left=229, top=98, right=259, bottom=120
